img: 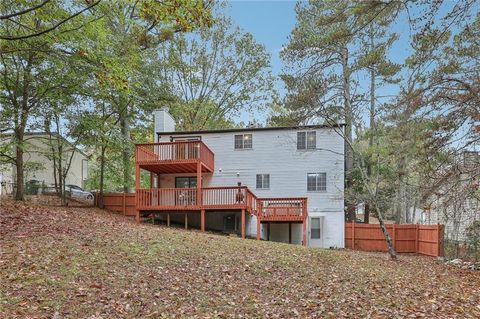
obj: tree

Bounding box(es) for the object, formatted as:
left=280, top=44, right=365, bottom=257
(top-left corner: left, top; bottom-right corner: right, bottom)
left=43, top=105, right=89, bottom=205
left=0, top=0, right=101, bottom=41
left=158, top=12, right=273, bottom=130
left=77, top=0, right=214, bottom=192
left=0, top=1, right=94, bottom=200
left=281, top=1, right=366, bottom=221
left=79, top=100, right=122, bottom=207
left=355, top=4, right=400, bottom=223
left=279, top=0, right=407, bottom=259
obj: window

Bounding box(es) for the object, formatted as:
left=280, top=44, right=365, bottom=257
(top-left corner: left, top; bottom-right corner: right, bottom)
left=307, top=173, right=327, bottom=191
left=256, top=174, right=270, bottom=189
left=297, top=131, right=316, bottom=150
left=311, top=218, right=321, bottom=239
left=234, top=134, right=252, bottom=149
left=175, top=177, right=197, bottom=188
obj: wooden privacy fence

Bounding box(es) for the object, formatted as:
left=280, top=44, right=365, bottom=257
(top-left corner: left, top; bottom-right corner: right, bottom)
left=95, top=192, right=136, bottom=217
left=345, top=223, right=444, bottom=257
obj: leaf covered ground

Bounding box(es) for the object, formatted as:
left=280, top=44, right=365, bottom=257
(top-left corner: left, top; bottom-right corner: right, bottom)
left=1, top=198, right=479, bottom=318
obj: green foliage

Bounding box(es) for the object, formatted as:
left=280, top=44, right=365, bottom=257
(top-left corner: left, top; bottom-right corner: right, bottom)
left=159, top=11, right=274, bottom=130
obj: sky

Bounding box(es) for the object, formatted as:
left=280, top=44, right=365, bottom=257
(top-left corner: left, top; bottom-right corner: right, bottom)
left=224, top=1, right=478, bottom=125
left=224, top=0, right=409, bottom=124
left=225, top=1, right=296, bottom=123
left=227, top=0, right=297, bottom=89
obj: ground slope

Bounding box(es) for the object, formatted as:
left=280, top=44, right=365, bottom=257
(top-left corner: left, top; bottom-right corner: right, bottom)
left=1, top=198, right=479, bottom=318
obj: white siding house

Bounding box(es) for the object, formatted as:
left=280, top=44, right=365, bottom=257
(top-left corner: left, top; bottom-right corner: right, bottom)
left=423, top=151, right=480, bottom=242
left=0, top=133, right=89, bottom=195
left=149, top=109, right=345, bottom=248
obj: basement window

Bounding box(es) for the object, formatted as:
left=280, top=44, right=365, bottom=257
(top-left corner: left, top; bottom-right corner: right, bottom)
left=311, top=218, right=321, bottom=239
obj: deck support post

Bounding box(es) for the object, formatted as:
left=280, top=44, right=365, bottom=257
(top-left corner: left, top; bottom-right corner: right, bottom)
left=201, top=209, right=205, bottom=231
left=196, top=161, right=202, bottom=207
left=167, top=213, right=170, bottom=227
left=256, top=217, right=261, bottom=240
left=302, top=219, right=307, bottom=246
left=135, top=211, right=140, bottom=223
left=241, top=209, right=245, bottom=239
left=135, top=164, right=140, bottom=224
left=267, top=222, right=270, bottom=241
left=185, top=213, right=188, bottom=229
left=289, top=223, right=292, bottom=244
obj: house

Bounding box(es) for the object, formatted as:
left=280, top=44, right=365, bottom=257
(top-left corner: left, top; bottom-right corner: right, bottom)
left=423, top=151, right=480, bottom=242
left=134, top=109, right=345, bottom=247
left=0, top=132, right=89, bottom=195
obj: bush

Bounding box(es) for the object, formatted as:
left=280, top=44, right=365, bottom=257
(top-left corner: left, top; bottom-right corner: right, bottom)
left=466, top=220, right=480, bottom=261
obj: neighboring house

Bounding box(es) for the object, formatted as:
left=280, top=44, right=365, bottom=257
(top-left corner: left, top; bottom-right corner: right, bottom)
left=134, top=109, right=345, bottom=248
left=423, top=151, right=480, bottom=242
left=0, top=132, right=89, bottom=195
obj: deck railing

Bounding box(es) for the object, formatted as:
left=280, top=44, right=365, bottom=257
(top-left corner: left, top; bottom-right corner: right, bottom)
left=202, top=186, right=247, bottom=209
left=137, top=188, right=198, bottom=209
left=136, top=186, right=258, bottom=213
left=136, top=141, right=214, bottom=170
left=256, top=198, right=307, bottom=220
left=246, top=188, right=257, bottom=214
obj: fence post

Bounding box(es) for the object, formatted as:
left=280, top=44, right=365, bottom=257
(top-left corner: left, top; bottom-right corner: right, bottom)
left=352, top=222, right=355, bottom=250
left=122, top=193, right=126, bottom=215
left=437, top=224, right=444, bottom=257
left=415, top=224, right=419, bottom=255
left=392, top=224, right=396, bottom=250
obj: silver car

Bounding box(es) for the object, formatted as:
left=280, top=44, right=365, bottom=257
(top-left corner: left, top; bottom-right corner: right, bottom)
left=65, top=184, right=94, bottom=202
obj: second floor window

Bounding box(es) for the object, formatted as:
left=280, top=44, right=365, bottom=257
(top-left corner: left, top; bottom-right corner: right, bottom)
left=307, top=173, right=326, bottom=191
left=234, top=134, right=252, bottom=149
left=297, top=131, right=316, bottom=150
left=256, top=174, right=270, bottom=189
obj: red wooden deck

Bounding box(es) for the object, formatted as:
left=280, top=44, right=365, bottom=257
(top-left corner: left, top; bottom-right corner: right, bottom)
left=136, top=141, right=214, bottom=173
left=135, top=141, right=308, bottom=245
left=136, top=186, right=259, bottom=213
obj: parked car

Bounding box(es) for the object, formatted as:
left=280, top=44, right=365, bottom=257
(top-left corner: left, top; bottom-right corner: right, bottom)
left=42, top=184, right=60, bottom=195
left=65, top=184, right=94, bottom=202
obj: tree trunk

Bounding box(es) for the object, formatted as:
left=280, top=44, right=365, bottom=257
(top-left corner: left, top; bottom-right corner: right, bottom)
left=395, top=156, right=406, bottom=223
left=14, top=129, right=24, bottom=201
left=364, top=203, right=371, bottom=224
left=59, top=154, right=66, bottom=205
left=365, top=29, right=376, bottom=224
left=376, top=205, right=397, bottom=260
left=341, top=46, right=355, bottom=221
left=52, top=153, right=58, bottom=194
left=119, top=111, right=132, bottom=193
left=99, top=145, right=106, bottom=208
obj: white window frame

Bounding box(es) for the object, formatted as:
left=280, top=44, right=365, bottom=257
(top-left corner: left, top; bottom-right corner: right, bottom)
left=234, top=134, right=252, bottom=150
left=310, top=217, right=322, bottom=239
left=307, top=173, right=327, bottom=192
left=256, top=174, right=270, bottom=189
left=297, top=131, right=316, bottom=150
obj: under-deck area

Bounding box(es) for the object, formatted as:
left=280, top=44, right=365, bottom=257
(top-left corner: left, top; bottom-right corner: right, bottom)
left=141, top=210, right=306, bottom=245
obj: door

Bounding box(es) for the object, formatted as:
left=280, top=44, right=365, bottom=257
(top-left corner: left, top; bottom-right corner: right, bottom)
left=223, top=214, right=236, bottom=233
left=175, top=177, right=197, bottom=205
left=172, top=136, right=201, bottom=160
left=309, top=216, right=324, bottom=247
